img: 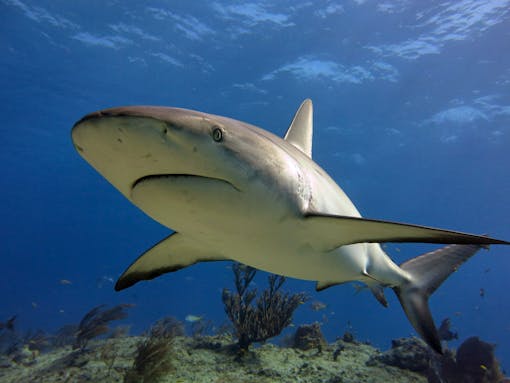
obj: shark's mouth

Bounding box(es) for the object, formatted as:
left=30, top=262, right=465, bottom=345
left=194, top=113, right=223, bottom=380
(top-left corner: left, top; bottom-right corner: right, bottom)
left=132, top=174, right=241, bottom=192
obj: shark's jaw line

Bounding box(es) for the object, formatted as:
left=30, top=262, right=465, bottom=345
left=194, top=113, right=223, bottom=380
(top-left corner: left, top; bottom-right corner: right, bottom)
left=131, top=174, right=241, bottom=193
left=72, top=99, right=509, bottom=354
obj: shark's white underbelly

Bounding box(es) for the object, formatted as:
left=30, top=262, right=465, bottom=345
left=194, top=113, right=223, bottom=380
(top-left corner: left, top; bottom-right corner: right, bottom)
left=130, top=173, right=371, bottom=282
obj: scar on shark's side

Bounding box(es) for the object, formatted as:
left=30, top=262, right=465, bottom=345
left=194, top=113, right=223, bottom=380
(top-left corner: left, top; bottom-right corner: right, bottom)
left=72, top=99, right=509, bottom=353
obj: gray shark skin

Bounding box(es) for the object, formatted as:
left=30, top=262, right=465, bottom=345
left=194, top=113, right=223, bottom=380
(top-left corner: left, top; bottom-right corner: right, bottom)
left=72, top=99, right=508, bottom=353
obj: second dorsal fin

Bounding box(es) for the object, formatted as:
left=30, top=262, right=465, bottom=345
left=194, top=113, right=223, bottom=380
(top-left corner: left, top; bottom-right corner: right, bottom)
left=284, top=99, right=313, bottom=158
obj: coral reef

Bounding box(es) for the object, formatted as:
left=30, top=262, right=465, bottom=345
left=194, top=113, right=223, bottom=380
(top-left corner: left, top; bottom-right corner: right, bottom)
left=0, top=333, right=429, bottom=383
left=371, top=335, right=507, bottom=383
left=190, top=319, right=214, bottom=338
left=0, top=304, right=131, bottom=377
left=25, top=330, right=51, bottom=355
left=368, top=337, right=433, bottom=373
left=433, top=337, right=506, bottom=383
left=53, top=324, right=79, bottom=348
left=222, top=263, right=307, bottom=352
left=293, top=322, right=326, bottom=351
left=0, top=315, right=43, bottom=367
left=342, top=331, right=356, bottom=344
left=1, top=303, right=507, bottom=383
left=74, top=304, right=133, bottom=350
left=124, top=317, right=183, bottom=383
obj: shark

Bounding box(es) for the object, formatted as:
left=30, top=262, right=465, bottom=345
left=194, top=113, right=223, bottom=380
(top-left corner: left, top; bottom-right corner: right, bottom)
left=72, top=99, right=509, bottom=353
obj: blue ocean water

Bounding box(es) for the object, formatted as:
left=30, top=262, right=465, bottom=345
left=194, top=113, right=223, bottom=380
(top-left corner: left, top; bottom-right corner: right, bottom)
left=1, top=0, right=509, bottom=372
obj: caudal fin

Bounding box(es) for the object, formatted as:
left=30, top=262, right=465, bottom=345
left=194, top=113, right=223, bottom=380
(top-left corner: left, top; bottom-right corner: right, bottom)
left=393, top=244, right=485, bottom=353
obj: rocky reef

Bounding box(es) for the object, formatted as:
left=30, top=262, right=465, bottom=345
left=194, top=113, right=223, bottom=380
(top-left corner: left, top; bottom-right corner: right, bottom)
left=0, top=333, right=428, bottom=383
left=1, top=268, right=507, bottom=383
left=369, top=336, right=508, bottom=383
left=1, top=316, right=508, bottom=383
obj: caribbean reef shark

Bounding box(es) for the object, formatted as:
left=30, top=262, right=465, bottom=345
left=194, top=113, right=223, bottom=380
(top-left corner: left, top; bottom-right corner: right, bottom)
left=72, top=99, right=508, bottom=353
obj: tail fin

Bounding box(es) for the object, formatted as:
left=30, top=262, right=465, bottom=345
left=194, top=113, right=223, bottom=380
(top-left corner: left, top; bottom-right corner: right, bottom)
left=393, top=244, right=486, bottom=353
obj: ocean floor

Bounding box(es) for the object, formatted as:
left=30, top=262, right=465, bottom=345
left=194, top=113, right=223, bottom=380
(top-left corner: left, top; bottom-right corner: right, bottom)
left=0, top=334, right=428, bottom=383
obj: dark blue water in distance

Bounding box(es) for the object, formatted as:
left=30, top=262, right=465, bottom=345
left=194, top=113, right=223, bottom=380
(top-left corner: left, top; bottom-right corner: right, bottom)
left=1, top=0, right=509, bottom=371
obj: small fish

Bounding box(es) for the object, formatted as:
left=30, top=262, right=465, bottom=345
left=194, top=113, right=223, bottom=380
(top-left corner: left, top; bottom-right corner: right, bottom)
left=480, top=364, right=487, bottom=371
left=185, top=315, right=202, bottom=323
left=437, top=318, right=458, bottom=341
left=60, top=279, right=72, bottom=285
left=310, top=301, right=327, bottom=311
left=479, top=288, right=485, bottom=298
left=96, top=275, right=114, bottom=288
left=31, top=302, right=38, bottom=309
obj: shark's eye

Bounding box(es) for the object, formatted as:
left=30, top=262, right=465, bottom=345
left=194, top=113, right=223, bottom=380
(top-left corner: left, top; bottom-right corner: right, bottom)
left=212, top=127, right=223, bottom=142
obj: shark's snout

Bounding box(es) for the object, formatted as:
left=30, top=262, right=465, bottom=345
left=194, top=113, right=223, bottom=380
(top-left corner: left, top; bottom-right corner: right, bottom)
left=72, top=112, right=185, bottom=198
left=72, top=106, right=241, bottom=201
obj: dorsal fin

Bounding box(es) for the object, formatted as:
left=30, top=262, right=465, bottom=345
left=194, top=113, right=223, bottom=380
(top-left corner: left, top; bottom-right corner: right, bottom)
left=284, top=99, right=313, bottom=157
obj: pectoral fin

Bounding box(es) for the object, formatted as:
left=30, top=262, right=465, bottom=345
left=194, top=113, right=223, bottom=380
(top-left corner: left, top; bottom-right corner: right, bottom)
left=305, top=213, right=509, bottom=248
left=115, top=232, right=228, bottom=291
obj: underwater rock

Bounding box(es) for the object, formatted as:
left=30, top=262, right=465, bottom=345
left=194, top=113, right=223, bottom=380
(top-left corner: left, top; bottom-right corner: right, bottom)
left=456, top=337, right=502, bottom=380
left=342, top=331, right=356, bottom=344
left=0, top=334, right=428, bottom=383
left=10, top=345, right=37, bottom=367
left=368, top=337, right=432, bottom=373
left=0, top=355, right=12, bottom=369
left=437, top=336, right=506, bottom=383
left=293, top=322, right=326, bottom=351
